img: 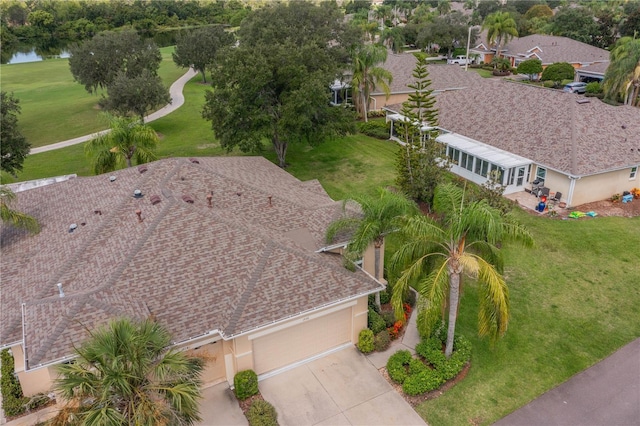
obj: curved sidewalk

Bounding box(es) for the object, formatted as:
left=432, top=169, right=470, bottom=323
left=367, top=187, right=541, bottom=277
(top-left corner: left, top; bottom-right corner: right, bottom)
left=29, top=68, right=198, bottom=155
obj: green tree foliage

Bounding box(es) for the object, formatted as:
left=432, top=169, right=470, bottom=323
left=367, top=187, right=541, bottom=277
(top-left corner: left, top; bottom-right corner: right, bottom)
left=395, top=53, right=443, bottom=205
left=172, top=25, right=235, bottom=83
left=0, top=91, right=30, bottom=176
left=548, top=6, right=601, bottom=46
left=483, top=11, right=518, bottom=59
left=541, top=62, right=576, bottom=87
left=603, top=37, right=640, bottom=106
left=391, top=183, right=533, bottom=357
left=351, top=44, right=393, bottom=122
left=102, top=69, right=171, bottom=122
left=69, top=29, right=162, bottom=94
left=53, top=318, right=204, bottom=426
left=0, top=188, right=41, bottom=234
left=85, top=114, right=159, bottom=174
left=325, top=188, right=418, bottom=308
left=517, top=58, right=543, bottom=81
left=202, top=2, right=357, bottom=168
left=416, top=12, right=468, bottom=57
left=1, top=349, right=26, bottom=417
left=620, top=6, right=640, bottom=38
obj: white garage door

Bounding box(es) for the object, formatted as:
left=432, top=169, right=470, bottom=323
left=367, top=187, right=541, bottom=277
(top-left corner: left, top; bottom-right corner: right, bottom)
left=252, top=308, right=352, bottom=374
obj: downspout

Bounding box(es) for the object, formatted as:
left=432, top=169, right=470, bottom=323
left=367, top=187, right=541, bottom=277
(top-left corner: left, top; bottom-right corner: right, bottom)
left=568, top=94, right=578, bottom=208
left=566, top=175, right=579, bottom=207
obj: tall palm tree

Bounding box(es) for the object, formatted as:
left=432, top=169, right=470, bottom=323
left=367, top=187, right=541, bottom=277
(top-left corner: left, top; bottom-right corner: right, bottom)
left=391, top=183, right=533, bottom=357
left=0, top=187, right=40, bottom=233
left=603, top=37, right=640, bottom=106
left=85, top=114, right=159, bottom=175
left=350, top=44, right=393, bottom=122
left=482, top=11, right=518, bottom=61
left=53, top=318, right=204, bottom=426
left=326, top=188, right=418, bottom=309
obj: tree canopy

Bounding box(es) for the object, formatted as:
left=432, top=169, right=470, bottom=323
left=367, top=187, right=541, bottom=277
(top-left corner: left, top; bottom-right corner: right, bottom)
left=541, top=62, right=575, bottom=86
left=202, top=2, right=357, bottom=168
left=53, top=318, right=204, bottom=425
left=0, top=91, right=30, bottom=176
left=69, top=29, right=162, bottom=94
left=483, top=11, right=518, bottom=58
left=172, top=25, right=235, bottom=83
left=102, top=69, right=171, bottom=122
left=516, top=58, right=543, bottom=81
left=603, top=37, right=640, bottom=106
left=416, top=12, right=468, bottom=57
left=351, top=44, right=393, bottom=122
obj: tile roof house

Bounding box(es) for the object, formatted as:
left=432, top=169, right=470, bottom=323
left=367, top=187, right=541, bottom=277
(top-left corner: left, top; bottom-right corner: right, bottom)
left=1, top=157, right=383, bottom=395
left=471, top=34, right=610, bottom=79
left=384, top=77, right=640, bottom=207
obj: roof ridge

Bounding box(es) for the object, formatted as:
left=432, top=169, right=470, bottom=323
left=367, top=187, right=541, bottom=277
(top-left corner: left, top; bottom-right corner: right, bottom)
left=225, top=241, right=276, bottom=335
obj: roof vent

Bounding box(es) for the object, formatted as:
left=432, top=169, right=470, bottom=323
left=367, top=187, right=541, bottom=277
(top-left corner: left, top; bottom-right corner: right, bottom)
left=94, top=210, right=102, bottom=215
left=189, top=158, right=200, bottom=164
left=576, top=98, right=590, bottom=104
left=109, top=176, right=116, bottom=182
left=206, top=192, right=213, bottom=208
left=136, top=209, right=143, bottom=223
left=268, top=195, right=273, bottom=207
left=137, top=165, right=148, bottom=174
left=57, top=283, right=65, bottom=298
left=69, top=223, right=78, bottom=233
left=134, top=189, right=143, bottom=198
left=182, top=194, right=195, bottom=204
left=150, top=195, right=161, bottom=205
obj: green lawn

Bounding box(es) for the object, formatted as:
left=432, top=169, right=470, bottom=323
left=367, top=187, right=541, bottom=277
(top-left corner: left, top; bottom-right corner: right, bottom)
left=5, top=50, right=640, bottom=426
left=0, top=46, right=184, bottom=148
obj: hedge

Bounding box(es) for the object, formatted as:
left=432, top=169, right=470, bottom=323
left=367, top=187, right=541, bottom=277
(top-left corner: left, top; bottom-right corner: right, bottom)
left=234, top=370, right=259, bottom=400
left=246, top=399, right=279, bottom=426
left=1, top=349, right=27, bottom=417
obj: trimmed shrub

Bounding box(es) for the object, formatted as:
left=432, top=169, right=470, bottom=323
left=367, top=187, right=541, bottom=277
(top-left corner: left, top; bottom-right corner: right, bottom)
left=374, top=330, right=391, bottom=352
left=234, top=370, right=258, bottom=400
left=246, top=400, right=278, bottom=426
left=357, top=329, right=375, bottom=354
left=408, top=357, right=428, bottom=375
left=368, top=308, right=386, bottom=334
left=386, top=350, right=412, bottom=383
left=586, top=81, right=601, bottom=94
left=1, top=349, right=27, bottom=417
left=357, top=119, right=390, bottom=139
left=381, top=311, right=396, bottom=328
left=402, top=368, right=444, bottom=395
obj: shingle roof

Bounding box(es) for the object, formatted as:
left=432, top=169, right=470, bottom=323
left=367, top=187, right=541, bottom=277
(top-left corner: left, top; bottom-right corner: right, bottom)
left=1, top=157, right=382, bottom=369
left=502, top=34, right=609, bottom=65
left=373, top=53, right=484, bottom=96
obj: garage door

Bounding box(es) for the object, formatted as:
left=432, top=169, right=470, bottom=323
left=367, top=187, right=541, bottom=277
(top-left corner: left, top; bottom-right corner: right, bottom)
left=252, top=308, right=352, bottom=374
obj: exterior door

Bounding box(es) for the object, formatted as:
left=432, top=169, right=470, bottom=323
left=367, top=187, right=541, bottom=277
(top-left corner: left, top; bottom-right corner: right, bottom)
left=516, top=166, right=526, bottom=187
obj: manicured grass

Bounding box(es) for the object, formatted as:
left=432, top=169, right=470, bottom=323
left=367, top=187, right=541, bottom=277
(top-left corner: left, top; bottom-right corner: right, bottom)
left=0, top=46, right=184, bottom=148
left=410, top=211, right=640, bottom=425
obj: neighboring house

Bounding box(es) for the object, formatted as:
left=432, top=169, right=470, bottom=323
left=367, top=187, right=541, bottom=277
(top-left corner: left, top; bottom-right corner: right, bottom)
left=0, top=157, right=383, bottom=396
left=575, top=61, right=609, bottom=82
left=471, top=34, right=610, bottom=79
left=385, top=78, right=640, bottom=207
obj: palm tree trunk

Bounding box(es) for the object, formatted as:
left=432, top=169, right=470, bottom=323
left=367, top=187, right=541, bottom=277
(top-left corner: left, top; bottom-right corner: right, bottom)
left=361, top=91, right=369, bottom=122
left=374, top=243, right=382, bottom=309
left=445, top=271, right=461, bottom=358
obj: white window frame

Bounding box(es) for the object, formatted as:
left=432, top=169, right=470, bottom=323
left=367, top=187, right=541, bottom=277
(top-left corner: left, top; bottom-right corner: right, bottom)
left=630, top=166, right=638, bottom=180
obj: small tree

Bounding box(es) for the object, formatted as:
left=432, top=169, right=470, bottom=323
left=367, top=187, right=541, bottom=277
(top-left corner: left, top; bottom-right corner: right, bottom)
left=101, top=69, right=171, bottom=122
left=0, top=91, right=30, bottom=176
left=517, top=59, right=543, bottom=81
left=541, top=62, right=575, bottom=88
left=173, top=25, right=235, bottom=83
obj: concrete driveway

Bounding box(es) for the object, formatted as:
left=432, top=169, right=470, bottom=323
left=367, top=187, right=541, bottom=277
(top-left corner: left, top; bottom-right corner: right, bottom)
left=259, top=347, right=426, bottom=426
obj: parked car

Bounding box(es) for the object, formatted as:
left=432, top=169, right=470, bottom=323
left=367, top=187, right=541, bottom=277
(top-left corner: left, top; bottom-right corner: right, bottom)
left=563, top=82, right=587, bottom=94
left=447, top=55, right=472, bottom=65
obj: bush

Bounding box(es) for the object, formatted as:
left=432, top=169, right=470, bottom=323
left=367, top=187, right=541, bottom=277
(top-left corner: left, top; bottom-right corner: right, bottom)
left=357, top=329, right=375, bottom=353
left=368, top=308, right=387, bottom=334
left=379, top=284, right=392, bottom=305
left=246, top=400, right=278, bottom=426
left=357, top=119, right=389, bottom=139
left=234, top=370, right=258, bottom=400
left=1, top=349, right=27, bottom=417
left=402, top=368, right=444, bottom=395
left=386, top=350, right=412, bottom=383
left=381, top=311, right=396, bottom=328
left=374, top=330, right=391, bottom=352
left=586, top=81, right=601, bottom=94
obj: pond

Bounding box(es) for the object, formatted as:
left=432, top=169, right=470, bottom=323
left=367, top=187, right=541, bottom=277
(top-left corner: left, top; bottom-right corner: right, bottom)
left=5, top=48, right=71, bottom=65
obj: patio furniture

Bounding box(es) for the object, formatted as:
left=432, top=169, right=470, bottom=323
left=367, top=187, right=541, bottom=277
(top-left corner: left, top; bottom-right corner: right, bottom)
left=550, top=192, right=562, bottom=204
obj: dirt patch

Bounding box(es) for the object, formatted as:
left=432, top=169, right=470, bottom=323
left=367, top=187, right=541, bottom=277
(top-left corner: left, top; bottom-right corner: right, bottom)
left=568, top=198, right=640, bottom=218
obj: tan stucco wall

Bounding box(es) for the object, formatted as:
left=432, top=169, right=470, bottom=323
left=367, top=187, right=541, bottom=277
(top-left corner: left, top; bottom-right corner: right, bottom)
left=353, top=296, right=369, bottom=342
left=371, top=93, right=409, bottom=110
left=540, top=169, right=571, bottom=202
left=571, top=167, right=640, bottom=206
left=362, top=241, right=386, bottom=283
left=12, top=344, right=55, bottom=396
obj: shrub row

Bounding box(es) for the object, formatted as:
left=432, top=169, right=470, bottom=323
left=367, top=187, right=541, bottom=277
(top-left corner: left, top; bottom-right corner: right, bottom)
left=356, top=120, right=389, bottom=139
left=247, top=399, right=278, bottom=426
left=1, top=349, right=27, bottom=417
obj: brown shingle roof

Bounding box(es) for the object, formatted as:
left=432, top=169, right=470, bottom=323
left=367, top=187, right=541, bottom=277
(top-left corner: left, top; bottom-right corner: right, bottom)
left=502, top=34, right=609, bottom=65
left=1, top=157, right=382, bottom=369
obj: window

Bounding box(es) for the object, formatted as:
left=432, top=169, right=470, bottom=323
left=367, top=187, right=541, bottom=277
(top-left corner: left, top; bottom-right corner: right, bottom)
left=447, top=147, right=460, bottom=164
left=460, top=153, right=474, bottom=171
left=536, top=166, right=546, bottom=182
left=474, top=159, right=489, bottom=177
left=630, top=166, right=638, bottom=180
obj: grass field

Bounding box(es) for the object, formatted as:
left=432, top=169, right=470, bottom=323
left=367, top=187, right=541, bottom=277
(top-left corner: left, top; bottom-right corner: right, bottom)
left=0, top=46, right=184, bottom=148
left=3, top=49, right=640, bottom=426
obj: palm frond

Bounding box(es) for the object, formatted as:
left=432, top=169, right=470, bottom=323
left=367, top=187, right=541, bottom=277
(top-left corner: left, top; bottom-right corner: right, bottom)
left=476, top=257, right=509, bottom=341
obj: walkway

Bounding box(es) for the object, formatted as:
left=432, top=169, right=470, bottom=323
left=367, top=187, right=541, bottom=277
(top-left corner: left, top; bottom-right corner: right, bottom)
left=29, top=68, right=198, bottom=155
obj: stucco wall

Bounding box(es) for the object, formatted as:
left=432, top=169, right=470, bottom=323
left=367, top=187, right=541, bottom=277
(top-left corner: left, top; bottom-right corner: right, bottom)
left=371, top=93, right=409, bottom=110
left=12, top=344, right=55, bottom=396
left=540, top=168, right=571, bottom=203
left=572, top=167, right=640, bottom=206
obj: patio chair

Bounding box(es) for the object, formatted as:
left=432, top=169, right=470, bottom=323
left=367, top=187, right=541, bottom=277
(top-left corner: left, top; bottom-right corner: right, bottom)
left=550, top=191, right=562, bottom=204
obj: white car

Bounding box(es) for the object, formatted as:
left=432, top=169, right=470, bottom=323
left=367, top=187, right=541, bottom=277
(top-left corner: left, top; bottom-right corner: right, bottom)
left=563, top=82, right=587, bottom=94
left=447, top=55, right=471, bottom=65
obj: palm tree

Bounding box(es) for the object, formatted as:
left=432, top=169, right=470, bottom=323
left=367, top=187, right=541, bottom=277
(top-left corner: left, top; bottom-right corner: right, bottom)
left=350, top=44, right=393, bottom=122
left=391, top=183, right=533, bottom=357
left=85, top=114, right=159, bottom=175
left=482, top=11, right=518, bottom=61
left=0, top=187, right=40, bottom=233
left=326, top=188, right=418, bottom=309
left=603, top=37, right=640, bottom=106
left=53, top=318, right=204, bottom=426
